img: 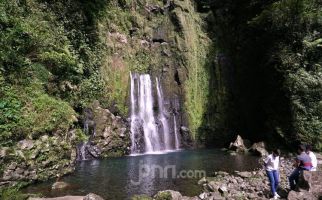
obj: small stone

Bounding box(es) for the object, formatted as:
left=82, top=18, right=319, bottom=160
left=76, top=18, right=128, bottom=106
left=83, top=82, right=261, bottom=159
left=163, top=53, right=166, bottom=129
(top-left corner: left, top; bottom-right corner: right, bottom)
left=216, top=171, right=229, bottom=176
left=207, top=181, right=220, bottom=192
left=40, top=135, right=49, bottom=142
left=17, top=139, right=34, bottom=150
left=218, top=185, right=228, bottom=193
left=7, top=162, right=17, bottom=170
left=15, top=168, right=24, bottom=175
left=198, top=192, right=207, bottom=199
left=0, top=147, right=9, bottom=158
left=198, top=177, right=207, bottom=185
left=248, top=193, right=258, bottom=199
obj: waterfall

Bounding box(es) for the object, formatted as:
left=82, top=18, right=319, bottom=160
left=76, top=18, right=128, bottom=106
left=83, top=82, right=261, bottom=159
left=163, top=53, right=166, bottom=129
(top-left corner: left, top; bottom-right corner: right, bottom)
left=78, top=142, right=87, bottom=160
left=130, top=73, right=161, bottom=153
left=173, top=115, right=180, bottom=149
left=130, top=73, right=180, bottom=154
left=156, top=78, right=171, bottom=150
left=130, top=73, right=138, bottom=153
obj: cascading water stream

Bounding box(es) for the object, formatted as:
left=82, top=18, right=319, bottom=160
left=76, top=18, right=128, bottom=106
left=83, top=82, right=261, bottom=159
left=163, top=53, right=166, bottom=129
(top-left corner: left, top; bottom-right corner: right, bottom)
left=173, top=115, right=180, bottom=150
left=130, top=73, right=138, bottom=153
left=156, top=78, right=171, bottom=150
left=138, top=75, right=161, bottom=152
left=130, top=73, right=181, bottom=154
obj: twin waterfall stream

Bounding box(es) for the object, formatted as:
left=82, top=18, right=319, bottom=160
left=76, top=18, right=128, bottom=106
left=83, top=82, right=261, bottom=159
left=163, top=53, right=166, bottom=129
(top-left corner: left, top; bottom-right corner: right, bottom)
left=130, top=73, right=180, bottom=154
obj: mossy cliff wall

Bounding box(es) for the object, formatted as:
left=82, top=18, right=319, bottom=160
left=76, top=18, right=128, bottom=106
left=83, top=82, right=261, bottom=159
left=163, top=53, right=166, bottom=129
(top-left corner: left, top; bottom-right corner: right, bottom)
left=96, top=0, right=229, bottom=143
left=0, top=0, right=230, bottom=187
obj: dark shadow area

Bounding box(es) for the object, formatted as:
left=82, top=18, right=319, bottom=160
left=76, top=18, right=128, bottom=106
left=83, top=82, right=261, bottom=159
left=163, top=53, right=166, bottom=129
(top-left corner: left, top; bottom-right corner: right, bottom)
left=195, top=0, right=294, bottom=148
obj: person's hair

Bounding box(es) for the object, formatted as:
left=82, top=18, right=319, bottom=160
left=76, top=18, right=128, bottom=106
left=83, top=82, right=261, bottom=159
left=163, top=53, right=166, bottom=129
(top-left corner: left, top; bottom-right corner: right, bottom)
left=306, top=144, right=313, bottom=152
left=273, top=149, right=280, bottom=156
left=298, top=144, right=306, bottom=152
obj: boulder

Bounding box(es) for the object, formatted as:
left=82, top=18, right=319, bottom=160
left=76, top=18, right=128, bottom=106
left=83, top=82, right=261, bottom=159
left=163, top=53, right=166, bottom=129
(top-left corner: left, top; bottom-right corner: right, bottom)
left=249, top=142, right=268, bottom=157
left=83, top=101, right=130, bottom=158
left=298, top=171, right=322, bottom=194
left=206, top=181, right=220, bottom=192
left=287, top=190, right=317, bottom=200
left=86, top=145, right=101, bottom=158
left=52, top=181, right=70, bottom=190
left=287, top=171, right=322, bottom=200
left=229, top=135, right=247, bottom=152
left=180, top=126, right=194, bottom=148
left=235, top=171, right=252, bottom=178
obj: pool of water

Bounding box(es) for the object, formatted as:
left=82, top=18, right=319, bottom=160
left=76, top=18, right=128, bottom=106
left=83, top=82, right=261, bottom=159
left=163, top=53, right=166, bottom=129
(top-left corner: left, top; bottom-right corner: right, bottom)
left=24, top=149, right=260, bottom=199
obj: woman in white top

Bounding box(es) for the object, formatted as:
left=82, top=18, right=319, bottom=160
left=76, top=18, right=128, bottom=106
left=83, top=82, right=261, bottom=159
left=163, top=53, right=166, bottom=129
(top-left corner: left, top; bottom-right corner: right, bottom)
left=306, top=145, right=317, bottom=171
left=264, top=149, right=281, bottom=199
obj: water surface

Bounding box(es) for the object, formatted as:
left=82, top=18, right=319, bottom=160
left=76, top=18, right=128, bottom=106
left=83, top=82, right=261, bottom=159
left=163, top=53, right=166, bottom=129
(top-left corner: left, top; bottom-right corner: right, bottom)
left=24, top=149, right=260, bottom=199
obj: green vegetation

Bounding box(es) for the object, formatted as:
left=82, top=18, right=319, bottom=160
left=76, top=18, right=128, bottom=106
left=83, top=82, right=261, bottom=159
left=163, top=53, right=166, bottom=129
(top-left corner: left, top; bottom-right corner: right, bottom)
left=0, top=187, right=27, bottom=200
left=154, top=191, right=172, bottom=200
left=172, top=0, right=216, bottom=139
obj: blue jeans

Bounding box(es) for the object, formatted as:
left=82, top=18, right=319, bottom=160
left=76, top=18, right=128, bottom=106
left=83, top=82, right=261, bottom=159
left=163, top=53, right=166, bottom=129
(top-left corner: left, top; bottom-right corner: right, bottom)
left=266, top=170, right=279, bottom=194
left=289, top=168, right=302, bottom=190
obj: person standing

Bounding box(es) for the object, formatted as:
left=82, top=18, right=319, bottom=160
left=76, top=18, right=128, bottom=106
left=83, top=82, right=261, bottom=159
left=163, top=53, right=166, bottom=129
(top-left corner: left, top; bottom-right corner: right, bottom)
left=289, top=145, right=312, bottom=190
left=264, top=149, right=281, bottom=199
left=306, top=145, right=317, bottom=171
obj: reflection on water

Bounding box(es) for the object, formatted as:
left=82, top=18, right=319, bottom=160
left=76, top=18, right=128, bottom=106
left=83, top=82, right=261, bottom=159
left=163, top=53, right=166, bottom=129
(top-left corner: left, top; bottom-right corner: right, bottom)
left=24, top=149, right=260, bottom=200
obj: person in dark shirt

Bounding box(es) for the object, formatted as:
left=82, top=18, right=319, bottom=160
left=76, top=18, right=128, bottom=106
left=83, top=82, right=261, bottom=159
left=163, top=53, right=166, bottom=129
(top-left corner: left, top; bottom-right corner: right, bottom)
left=288, top=145, right=313, bottom=190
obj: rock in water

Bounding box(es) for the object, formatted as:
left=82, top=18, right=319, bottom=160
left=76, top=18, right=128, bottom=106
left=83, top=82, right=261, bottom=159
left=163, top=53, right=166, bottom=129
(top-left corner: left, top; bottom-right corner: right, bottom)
left=154, top=190, right=182, bottom=200
left=249, top=141, right=268, bottom=157
left=52, top=181, right=69, bottom=190
left=229, top=135, right=247, bottom=152
left=83, top=193, right=105, bottom=200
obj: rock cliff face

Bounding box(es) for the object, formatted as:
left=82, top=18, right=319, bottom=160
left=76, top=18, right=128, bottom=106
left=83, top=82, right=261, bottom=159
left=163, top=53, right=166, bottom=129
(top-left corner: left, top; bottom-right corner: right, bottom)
left=0, top=134, right=77, bottom=187
left=99, top=0, right=234, bottom=146
left=80, top=101, right=131, bottom=158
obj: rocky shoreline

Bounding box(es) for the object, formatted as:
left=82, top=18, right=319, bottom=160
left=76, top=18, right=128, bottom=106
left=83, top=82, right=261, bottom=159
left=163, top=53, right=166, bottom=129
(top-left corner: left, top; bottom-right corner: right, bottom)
left=133, top=156, right=322, bottom=200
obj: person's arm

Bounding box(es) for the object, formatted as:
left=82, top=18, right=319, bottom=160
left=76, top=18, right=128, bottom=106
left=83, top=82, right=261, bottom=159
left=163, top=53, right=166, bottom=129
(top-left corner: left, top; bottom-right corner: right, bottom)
left=293, top=157, right=300, bottom=167
left=264, top=156, right=270, bottom=167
